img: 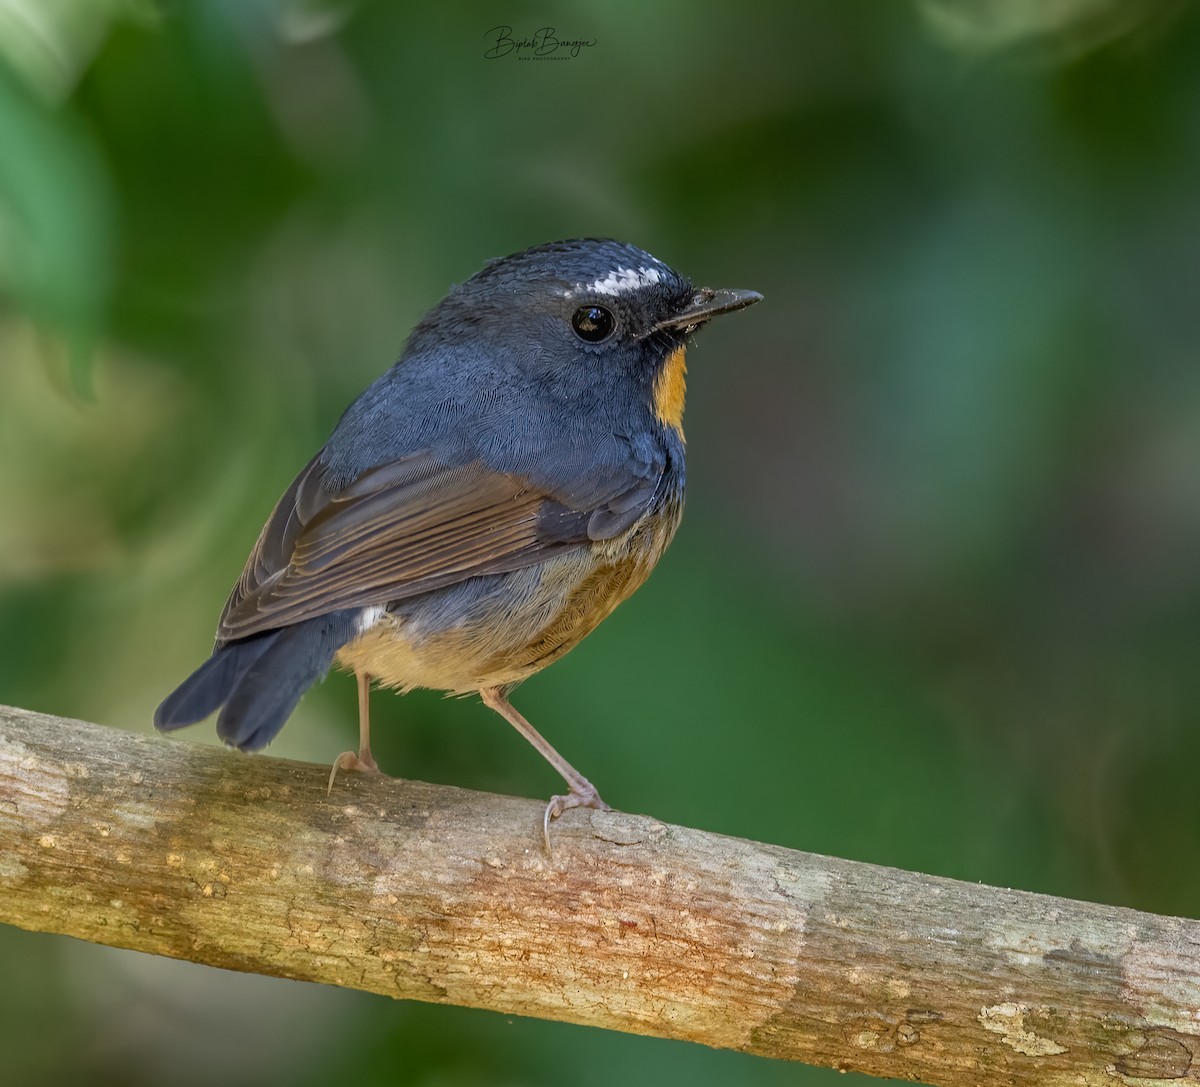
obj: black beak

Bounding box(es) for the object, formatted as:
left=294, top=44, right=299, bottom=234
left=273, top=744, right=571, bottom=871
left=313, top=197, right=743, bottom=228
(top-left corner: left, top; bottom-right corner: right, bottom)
left=655, top=287, right=763, bottom=333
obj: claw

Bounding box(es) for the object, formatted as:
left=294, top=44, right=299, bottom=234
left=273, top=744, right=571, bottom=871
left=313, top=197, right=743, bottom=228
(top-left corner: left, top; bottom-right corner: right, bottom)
left=542, top=782, right=612, bottom=854
left=326, top=749, right=379, bottom=795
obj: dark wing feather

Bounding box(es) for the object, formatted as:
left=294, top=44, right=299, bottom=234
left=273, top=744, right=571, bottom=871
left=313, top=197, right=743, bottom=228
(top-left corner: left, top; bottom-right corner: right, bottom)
left=216, top=451, right=662, bottom=644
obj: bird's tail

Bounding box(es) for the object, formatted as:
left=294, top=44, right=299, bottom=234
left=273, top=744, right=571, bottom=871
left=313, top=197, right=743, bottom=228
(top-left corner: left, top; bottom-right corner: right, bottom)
left=154, top=610, right=360, bottom=752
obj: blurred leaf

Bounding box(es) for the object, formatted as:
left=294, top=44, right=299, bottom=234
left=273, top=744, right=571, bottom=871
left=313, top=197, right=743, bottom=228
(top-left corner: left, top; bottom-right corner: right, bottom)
left=0, top=0, right=155, bottom=103
left=916, top=0, right=1187, bottom=59
left=0, top=57, right=112, bottom=392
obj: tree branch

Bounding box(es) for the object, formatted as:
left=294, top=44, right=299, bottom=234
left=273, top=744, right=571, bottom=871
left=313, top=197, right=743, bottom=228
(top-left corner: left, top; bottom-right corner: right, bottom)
left=1, top=703, right=1197, bottom=1084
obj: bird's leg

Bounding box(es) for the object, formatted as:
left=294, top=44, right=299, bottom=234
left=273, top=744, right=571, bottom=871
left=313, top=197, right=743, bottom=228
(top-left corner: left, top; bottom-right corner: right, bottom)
left=327, top=671, right=380, bottom=793
left=479, top=686, right=611, bottom=851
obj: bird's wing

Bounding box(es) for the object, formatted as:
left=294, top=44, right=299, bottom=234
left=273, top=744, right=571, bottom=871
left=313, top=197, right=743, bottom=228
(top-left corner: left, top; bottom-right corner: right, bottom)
left=215, top=451, right=664, bottom=644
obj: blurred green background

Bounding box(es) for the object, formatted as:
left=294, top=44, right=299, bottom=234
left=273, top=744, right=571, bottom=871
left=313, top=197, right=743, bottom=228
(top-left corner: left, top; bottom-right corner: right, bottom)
left=2, top=1, right=1199, bottom=1084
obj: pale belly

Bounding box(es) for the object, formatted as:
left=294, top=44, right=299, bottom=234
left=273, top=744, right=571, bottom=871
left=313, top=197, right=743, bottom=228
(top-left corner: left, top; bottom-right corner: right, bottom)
left=333, top=506, right=680, bottom=694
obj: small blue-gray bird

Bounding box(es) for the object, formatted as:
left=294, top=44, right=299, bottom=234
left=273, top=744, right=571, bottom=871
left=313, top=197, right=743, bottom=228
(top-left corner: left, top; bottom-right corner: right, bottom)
left=155, top=239, right=761, bottom=843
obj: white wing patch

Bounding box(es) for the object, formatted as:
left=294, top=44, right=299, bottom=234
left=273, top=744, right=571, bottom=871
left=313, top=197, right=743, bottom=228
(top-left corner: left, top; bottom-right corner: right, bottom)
left=568, top=265, right=663, bottom=298
left=356, top=605, right=387, bottom=634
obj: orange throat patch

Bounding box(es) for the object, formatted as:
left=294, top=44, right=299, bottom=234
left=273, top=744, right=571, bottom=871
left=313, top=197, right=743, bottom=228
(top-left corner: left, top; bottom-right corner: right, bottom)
left=653, top=346, right=687, bottom=437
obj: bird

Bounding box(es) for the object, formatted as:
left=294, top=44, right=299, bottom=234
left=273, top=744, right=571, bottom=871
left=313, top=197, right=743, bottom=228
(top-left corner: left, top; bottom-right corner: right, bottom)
left=154, top=238, right=761, bottom=845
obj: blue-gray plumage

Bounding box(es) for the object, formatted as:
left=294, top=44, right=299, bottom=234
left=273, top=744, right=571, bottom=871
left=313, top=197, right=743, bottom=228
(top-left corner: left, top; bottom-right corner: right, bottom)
left=154, top=239, right=760, bottom=844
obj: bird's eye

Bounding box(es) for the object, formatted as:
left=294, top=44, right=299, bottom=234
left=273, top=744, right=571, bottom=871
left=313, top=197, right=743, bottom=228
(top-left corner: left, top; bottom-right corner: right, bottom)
left=571, top=305, right=615, bottom=343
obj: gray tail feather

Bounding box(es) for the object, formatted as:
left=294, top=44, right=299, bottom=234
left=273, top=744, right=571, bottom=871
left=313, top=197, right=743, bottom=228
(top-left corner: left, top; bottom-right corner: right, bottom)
left=154, top=633, right=279, bottom=733
left=154, top=610, right=360, bottom=753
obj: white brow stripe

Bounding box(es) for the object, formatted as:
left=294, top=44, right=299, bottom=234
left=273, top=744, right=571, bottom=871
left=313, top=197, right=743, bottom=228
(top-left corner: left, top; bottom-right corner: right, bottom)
left=566, top=265, right=663, bottom=298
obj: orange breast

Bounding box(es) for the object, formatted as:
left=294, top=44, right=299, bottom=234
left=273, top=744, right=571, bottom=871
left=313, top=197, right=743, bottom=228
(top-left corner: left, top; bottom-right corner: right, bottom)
left=653, top=346, right=687, bottom=437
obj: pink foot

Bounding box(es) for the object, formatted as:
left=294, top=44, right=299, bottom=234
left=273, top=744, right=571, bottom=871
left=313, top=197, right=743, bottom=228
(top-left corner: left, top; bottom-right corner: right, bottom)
left=327, top=749, right=380, bottom=794
left=542, top=781, right=611, bottom=853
